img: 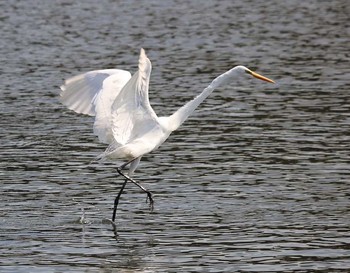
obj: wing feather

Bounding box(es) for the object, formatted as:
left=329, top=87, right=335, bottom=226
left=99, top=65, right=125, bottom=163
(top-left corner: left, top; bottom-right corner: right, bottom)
left=60, top=69, right=131, bottom=116
left=60, top=69, right=132, bottom=143
left=111, top=49, right=160, bottom=145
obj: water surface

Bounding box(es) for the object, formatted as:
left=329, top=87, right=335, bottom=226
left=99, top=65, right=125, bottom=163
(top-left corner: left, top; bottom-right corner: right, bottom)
left=1, top=0, right=349, bottom=272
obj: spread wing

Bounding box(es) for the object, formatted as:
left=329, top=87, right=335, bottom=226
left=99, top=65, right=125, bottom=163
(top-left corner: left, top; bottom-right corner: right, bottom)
left=111, top=48, right=161, bottom=145
left=60, top=69, right=132, bottom=143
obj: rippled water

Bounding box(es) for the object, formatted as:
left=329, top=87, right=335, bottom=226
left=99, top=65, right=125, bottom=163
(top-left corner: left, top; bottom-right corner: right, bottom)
left=1, top=0, right=349, bottom=272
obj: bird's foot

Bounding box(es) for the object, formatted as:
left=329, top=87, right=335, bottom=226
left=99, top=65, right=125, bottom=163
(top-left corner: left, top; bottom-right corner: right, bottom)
left=146, top=191, right=154, bottom=212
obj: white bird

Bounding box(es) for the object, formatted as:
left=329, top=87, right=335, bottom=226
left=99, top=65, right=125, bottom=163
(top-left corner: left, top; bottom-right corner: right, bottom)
left=60, top=48, right=274, bottom=222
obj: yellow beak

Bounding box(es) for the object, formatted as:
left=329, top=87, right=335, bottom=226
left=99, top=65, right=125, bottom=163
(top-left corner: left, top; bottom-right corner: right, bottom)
left=247, top=70, right=275, bottom=83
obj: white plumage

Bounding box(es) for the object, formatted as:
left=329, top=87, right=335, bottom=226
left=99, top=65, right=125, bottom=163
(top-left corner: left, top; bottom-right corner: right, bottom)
left=60, top=48, right=274, bottom=221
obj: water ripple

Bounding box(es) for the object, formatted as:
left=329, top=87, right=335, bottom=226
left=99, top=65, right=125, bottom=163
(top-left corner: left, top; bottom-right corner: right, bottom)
left=1, top=0, right=349, bottom=272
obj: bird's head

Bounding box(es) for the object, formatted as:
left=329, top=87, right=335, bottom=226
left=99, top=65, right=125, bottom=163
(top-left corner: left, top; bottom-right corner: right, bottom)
left=236, top=65, right=275, bottom=83
left=210, top=65, right=275, bottom=89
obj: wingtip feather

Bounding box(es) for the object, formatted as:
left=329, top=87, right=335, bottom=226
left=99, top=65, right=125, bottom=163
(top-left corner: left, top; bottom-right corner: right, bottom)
left=138, top=48, right=151, bottom=73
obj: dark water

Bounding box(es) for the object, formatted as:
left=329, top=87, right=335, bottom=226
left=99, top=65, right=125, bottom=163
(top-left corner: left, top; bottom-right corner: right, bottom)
left=1, top=0, right=350, bottom=272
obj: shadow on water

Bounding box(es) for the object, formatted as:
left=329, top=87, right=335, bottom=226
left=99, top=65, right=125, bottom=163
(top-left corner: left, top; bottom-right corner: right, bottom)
left=1, top=0, right=350, bottom=272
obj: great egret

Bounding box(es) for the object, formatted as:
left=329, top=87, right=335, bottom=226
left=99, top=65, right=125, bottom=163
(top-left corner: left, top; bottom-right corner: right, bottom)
left=60, top=48, right=274, bottom=222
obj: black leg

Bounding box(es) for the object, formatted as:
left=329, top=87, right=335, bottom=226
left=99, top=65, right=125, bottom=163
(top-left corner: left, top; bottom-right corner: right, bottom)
left=112, top=178, right=128, bottom=222
left=111, top=159, right=135, bottom=222
left=116, top=167, right=154, bottom=211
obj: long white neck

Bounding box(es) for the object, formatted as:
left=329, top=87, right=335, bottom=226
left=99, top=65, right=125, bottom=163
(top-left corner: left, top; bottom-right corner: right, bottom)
left=165, top=66, right=243, bottom=131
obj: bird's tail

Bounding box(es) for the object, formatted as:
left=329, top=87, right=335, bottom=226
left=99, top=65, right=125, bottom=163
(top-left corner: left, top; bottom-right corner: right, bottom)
left=88, top=141, right=122, bottom=165
left=88, top=153, right=105, bottom=166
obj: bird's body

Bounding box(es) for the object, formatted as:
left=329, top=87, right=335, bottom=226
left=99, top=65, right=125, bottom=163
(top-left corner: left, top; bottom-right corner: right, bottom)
left=60, top=48, right=274, bottom=221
